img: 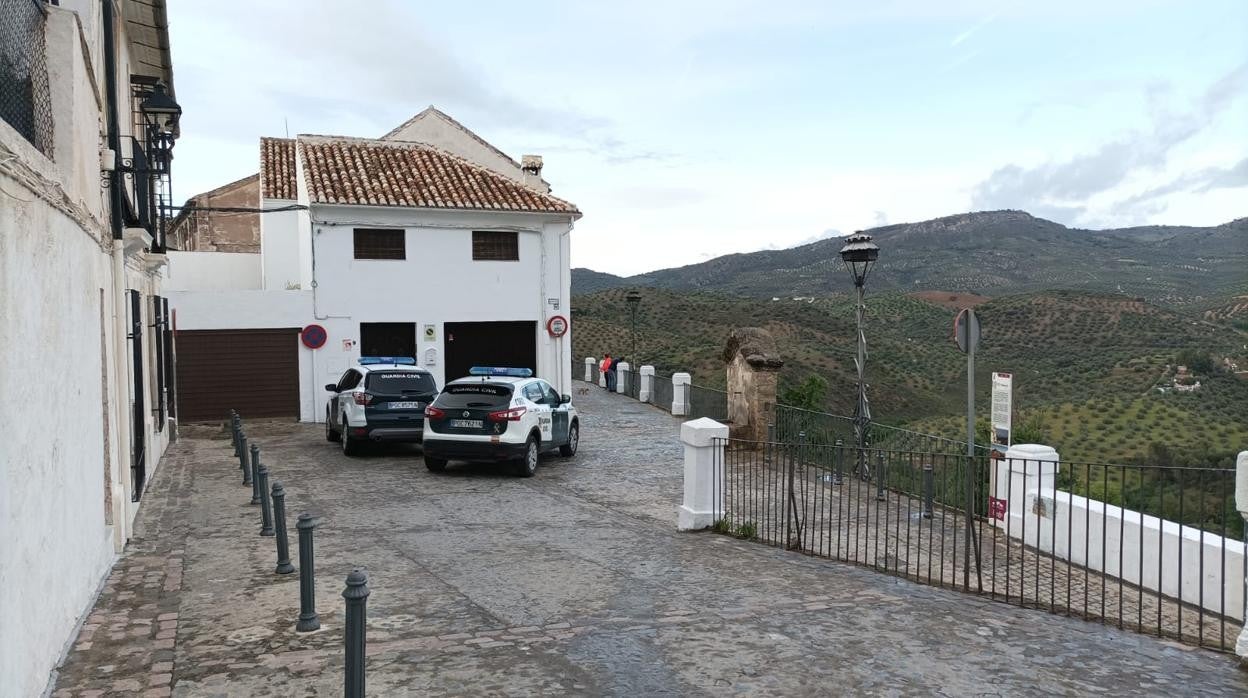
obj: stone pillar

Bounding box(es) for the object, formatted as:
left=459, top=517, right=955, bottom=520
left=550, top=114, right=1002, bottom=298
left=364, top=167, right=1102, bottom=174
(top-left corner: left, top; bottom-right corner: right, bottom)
left=584, top=357, right=595, bottom=382
left=639, top=365, right=655, bottom=402
left=672, top=372, right=691, bottom=416
left=678, top=417, right=729, bottom=531
left=598, top=361, right=607, bottom=388
left=721, top=328, right=784, bottom=441
left=1236, top=451, right=1248, bottom=662
left=616, top=362, right=630, bottom=394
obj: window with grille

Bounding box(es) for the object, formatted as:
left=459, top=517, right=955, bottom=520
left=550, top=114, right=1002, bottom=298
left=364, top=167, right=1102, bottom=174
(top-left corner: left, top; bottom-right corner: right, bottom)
left=353, top=228, right=406, bottom=259
left=472, top=231, right=519, bottom=261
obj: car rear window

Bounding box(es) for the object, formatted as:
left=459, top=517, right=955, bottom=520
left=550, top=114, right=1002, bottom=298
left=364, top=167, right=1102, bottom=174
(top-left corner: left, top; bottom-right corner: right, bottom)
left=366, top=372, right=436, bottom=394
left=433, top=383, right=514, bottom=409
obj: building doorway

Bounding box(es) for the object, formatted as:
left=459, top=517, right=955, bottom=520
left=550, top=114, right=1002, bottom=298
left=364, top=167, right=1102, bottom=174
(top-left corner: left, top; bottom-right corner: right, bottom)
left=444, top=321, right=537, bottom=381
left=360, top=322, right=416, bottom=358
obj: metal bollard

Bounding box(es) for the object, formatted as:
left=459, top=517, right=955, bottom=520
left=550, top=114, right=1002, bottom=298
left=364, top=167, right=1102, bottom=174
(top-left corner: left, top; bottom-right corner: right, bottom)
left=295, top=514, right=320, bottom=632
left=343, top=569, right=370, bottom=698
left=231, top=413, right=240, bottom=456
left=833, top=439, right=844, bottom=486
left=237, top=432, right=248, bottom=473
left=876, top=451, right=887, bottom=501
left=249, top=445, right=261, bottom=502
left=922, top=463, right=934, bottom=519
left=243, top=443, right=254, bottom=487
left=271, top=482, right=295, bottom=574
left=258, top=466, right=275, bottom=536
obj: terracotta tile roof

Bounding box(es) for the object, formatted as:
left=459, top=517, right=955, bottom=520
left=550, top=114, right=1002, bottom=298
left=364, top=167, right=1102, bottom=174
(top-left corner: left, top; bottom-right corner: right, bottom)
left=297, top=135, right=579, bottom=215
left=259, top=137, right=297, bottom=200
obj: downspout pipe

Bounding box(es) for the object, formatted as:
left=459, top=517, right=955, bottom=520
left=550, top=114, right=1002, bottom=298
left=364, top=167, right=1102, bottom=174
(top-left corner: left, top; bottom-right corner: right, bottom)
left=103, top=0, right=132, bottom=545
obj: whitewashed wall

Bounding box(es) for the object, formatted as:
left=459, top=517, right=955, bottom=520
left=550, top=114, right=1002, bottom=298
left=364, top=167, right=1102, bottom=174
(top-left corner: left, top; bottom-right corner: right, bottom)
left=259, top=201, right=301, bottom=290
left=165, top=251, right=261, bottom=291
left=993, top=448, right=1246, bottom=619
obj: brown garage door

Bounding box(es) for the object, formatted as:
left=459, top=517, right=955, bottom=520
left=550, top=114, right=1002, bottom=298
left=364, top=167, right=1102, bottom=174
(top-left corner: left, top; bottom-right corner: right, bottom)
left=176, top=328, right=300, bottom=422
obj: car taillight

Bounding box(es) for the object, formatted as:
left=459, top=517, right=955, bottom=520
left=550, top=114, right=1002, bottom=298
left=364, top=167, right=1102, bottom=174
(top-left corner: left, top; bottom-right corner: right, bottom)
left=425, top=406, right=445, bottom=419
left=354, top=392, right=373, bottom=406
left=488, top=406, right=526, bottom=422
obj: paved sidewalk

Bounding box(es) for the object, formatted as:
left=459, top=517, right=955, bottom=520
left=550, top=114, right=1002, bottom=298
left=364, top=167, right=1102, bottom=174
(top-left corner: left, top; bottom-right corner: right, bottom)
left=52, top=384, right=1248, bottom=696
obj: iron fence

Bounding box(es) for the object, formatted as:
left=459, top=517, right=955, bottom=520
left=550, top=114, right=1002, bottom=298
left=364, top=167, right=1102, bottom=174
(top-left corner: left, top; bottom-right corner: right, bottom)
left=651, top=372, right=674, bottom=412
left=625, top=366, right=642, bottom=400
left=768, top=402, right=985, bottom=456
left=688, top=383, right=728, bottom=421
left=1, top=0, right=54, bottom=156
left=712, top=437, right=1245, bottom=652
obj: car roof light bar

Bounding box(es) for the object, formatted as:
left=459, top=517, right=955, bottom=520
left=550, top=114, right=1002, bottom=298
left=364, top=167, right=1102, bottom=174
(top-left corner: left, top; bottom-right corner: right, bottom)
left=358, top=356, right=417, bottom=366
left=468, top=366, right=533, bottom=377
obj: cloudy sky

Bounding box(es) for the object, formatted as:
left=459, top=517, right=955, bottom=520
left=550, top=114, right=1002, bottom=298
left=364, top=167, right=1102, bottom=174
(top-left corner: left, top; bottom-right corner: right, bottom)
left=168, top=0, right=1247, bottom=276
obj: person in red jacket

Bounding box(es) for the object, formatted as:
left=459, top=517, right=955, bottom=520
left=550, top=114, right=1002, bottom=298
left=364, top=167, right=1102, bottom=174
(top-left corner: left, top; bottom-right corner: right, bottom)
left=602, top=354, right=617, bottom=391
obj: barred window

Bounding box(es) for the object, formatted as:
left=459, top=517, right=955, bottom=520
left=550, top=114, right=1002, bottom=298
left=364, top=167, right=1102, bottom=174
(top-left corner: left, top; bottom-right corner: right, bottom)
left=353, top=228, right=405, bottom=259
left=472, top=231, right=518, bottom=261
left=1, top=0, right=55, bottom=157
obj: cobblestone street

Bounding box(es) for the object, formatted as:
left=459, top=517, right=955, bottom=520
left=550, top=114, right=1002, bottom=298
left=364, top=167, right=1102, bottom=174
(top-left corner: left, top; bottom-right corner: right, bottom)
left=52, top=384, right=1248, bottom=696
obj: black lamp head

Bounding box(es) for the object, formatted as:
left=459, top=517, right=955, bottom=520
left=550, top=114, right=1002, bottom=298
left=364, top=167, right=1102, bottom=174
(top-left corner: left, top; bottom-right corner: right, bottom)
left=839, top=231, right=880, bottom=286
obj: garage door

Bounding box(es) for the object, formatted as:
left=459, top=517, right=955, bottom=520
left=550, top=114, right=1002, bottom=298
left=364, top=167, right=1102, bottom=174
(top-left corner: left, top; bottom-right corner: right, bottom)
left=176, top=328, right=300, bottom=422
left=444, top=321, right=537, bottom=382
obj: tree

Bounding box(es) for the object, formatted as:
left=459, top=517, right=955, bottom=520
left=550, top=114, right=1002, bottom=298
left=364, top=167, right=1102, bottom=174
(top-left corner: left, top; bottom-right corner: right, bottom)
left=780, top=375, right=829, bottom=411
left=1175, top=349, right=1213, bottom=375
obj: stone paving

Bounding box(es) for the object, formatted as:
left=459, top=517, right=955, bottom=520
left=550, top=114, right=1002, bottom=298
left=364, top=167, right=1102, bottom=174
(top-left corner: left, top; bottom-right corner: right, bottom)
left=51, top=383, right=1248, bottom=696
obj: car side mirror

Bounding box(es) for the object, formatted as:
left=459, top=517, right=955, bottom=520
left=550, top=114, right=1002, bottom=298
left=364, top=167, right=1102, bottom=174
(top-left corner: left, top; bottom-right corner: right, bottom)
left=560, top=394, right=572, bottom=404
left=324, top=384, right=338, bottom=392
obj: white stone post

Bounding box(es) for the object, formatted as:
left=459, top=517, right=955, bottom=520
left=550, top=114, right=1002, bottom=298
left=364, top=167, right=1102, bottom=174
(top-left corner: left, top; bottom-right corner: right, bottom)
left=584, top=357, right=595, bottom=382
left=672, top=372, right=691, bottom=416
left=678, top=417, right=729, bottom=531
left=995, top=444, right=1059, bottom=549
left=616, top=362, right=630, bottom=394
left=1235, top=451, right=1248, bottom=661
left=639, top=365, right=655, bottom=403
left=598, top=361, right=607, bottom=388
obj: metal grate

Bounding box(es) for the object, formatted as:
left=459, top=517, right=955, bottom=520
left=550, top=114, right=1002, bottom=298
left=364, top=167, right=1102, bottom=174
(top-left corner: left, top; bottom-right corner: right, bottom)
left=0, top=0, right=53, bottom=156
left=651, top=373, right=673, bottom=411
left=688, top=383, right=728, bottom=421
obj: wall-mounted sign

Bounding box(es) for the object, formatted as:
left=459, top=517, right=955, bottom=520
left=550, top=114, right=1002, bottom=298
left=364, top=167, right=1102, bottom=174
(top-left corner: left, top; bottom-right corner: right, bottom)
left=301, top=324, right=327, bottom=349
left=342, top=339, right=355, bottom=351
left=424, top=347, right=437, bottom=366
left=546, top=315, right=569, bottom=338
left=423, top=324, right=436, bottom=341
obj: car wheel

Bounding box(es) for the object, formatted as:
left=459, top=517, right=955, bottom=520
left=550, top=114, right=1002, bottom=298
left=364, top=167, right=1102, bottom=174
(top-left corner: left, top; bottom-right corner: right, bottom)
left=326, top=411, right=341, bottom=442
left=341, top=415, right=360, bottom=456
left=424, top=455, right=447, bottom=472
left=559, top=422, right=579, bottom=457
left=516, top=436, right=539, bottom=477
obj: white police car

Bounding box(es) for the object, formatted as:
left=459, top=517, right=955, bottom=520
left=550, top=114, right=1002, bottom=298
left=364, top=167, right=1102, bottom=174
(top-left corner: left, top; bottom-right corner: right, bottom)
left=422, top=367, right=579, bottom=477
left=325, top=357, right=438, bottom=456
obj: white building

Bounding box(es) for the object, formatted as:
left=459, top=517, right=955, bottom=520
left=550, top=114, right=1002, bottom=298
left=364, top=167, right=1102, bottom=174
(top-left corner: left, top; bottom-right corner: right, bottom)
left=0, top=1, right=180, bottom=695
left=166, top=107, right=582, bottom=423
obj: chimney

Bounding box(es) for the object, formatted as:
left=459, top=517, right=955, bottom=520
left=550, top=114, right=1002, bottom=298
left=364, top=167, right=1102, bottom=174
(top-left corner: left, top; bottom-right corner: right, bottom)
left=521, top=154, right=549, bottom=192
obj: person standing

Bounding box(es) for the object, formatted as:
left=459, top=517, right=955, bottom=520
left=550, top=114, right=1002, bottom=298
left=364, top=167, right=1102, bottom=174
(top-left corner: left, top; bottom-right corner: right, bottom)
left=603, top=353, right=617, bottom=391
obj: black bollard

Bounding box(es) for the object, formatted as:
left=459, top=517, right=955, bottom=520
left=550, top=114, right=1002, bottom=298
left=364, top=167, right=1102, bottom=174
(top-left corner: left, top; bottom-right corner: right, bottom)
left=237, top=432, right=249, bottom=474
left=876, top=451, right=887, bottom=501
left=243, top=443, right=254, bottom=487
left=295, top=514, right=320, bottom=632
left=258, top=466, right=275, bottom=536
left=231, top=413, right=240, bottom=456
left=342, top=569, right=370, bottom=698
left=249, top=445, right=261, bottom=502
left=271, top=482, right=295, bottom=574
left=832, top=439, right=844, bottom=486
left=922, top=462, right=934, bottom=519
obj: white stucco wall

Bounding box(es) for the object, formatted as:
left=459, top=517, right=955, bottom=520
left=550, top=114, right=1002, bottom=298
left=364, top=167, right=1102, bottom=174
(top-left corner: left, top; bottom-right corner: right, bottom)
left=165, top=251, right=261, bottom=291
left=386, top=112, right=527, bottom=185
left=0, top=6, right=174, bottom=694
left=259, top=200, right=301, bottom=290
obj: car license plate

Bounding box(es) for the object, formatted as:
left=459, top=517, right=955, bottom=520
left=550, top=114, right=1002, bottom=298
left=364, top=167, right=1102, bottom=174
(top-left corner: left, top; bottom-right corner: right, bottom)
left=388, top=401, right=421, bottom=409
left=450, top=419, right=483, bottom=429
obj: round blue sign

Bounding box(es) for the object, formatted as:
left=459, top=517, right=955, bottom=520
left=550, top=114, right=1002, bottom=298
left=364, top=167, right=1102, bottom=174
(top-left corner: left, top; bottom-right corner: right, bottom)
left=301, top=324, right=327, bottom=349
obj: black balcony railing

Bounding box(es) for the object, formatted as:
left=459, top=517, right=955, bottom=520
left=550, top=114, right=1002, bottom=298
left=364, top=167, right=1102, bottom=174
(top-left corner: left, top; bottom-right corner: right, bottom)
left=0, top=0, right=54, bottom=155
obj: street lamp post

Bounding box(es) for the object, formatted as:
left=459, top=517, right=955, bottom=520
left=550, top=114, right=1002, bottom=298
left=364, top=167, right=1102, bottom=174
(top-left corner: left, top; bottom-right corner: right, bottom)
left=839, top=232, right=880, bottom=482
left=626, top=290, right=641, bottom=367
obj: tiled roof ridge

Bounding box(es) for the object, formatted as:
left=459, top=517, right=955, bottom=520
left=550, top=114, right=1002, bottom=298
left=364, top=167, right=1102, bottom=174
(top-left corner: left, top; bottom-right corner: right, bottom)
left=259, top=137, right=297, bottom=201
left=380, top=105, right=524, bottom=170
left=294, top=134, right=579, bottom=215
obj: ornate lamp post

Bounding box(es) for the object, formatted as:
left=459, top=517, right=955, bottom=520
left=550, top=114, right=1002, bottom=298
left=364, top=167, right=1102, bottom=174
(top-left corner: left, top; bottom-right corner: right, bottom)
left=625, top=290, right=641, bottom=366
left=839, top=232, right=880, bottom=478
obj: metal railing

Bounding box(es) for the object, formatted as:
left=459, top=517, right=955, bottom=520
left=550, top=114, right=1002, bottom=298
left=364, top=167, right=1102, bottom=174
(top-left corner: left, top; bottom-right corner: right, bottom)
left=651, top=372, right=674, bottom=412
left=1, top=0, right=54, bottom=156
left=712, top=437, right=1245, bottom=652
left=768, top=402, right=986, bottom=456
left=688, top=383, right=727, bottom=421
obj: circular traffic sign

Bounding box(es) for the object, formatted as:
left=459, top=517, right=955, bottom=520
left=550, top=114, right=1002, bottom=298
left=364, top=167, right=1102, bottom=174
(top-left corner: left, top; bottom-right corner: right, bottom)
left=953, top=309, right=980, bottom=354
left=301, top=324, right=328, bottom=349
left=546, top=315, right=569, bottom=338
